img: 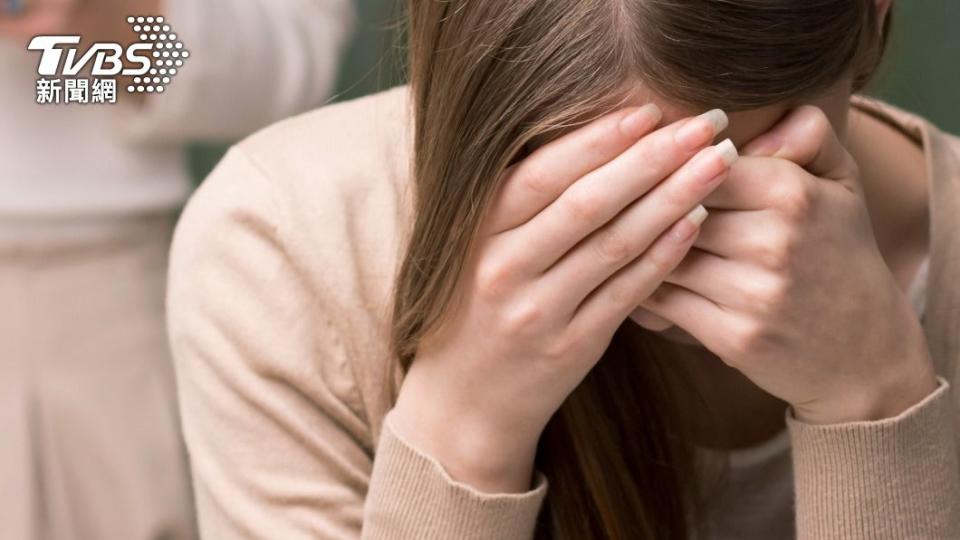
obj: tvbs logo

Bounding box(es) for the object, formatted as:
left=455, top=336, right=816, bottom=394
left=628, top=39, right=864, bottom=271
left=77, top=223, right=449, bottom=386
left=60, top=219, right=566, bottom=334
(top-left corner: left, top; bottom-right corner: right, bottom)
left=28, top=16, right=190, bottom=104
left=29, top=35, right=154, bottom=77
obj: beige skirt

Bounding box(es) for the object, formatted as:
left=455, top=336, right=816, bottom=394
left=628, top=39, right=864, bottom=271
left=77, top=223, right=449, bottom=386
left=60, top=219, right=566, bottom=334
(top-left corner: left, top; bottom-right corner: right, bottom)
left=0, top=214, right=197, bottom=540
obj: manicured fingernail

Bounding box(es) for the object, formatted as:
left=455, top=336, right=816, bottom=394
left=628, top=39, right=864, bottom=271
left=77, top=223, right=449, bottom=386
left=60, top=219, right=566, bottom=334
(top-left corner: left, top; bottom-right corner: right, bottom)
left=675, top=109, right=728, bottom=151
left=688, top=138, right=738, bottom=184
left=672, top=204, right=708, bottom=242
left=714, top=138, right=738, bottom=166
left=685, top=204, right=709, bottom=226
left=620, top=103, right=663, bottom=138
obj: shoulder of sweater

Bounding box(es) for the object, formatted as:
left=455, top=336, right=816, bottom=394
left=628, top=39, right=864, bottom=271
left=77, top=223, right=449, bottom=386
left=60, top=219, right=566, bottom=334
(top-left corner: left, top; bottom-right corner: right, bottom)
left=197, top=84, right=415, bottom=295
left=170, top=87, right=415, bottom=443
left=236, top=83, right=411, bottom=165
left=228, top=84, right=414, bottom=233
left=851, top=94, right=960, bottom=204
left=180, top=84, right=413, bottom=273
left=231, top=85, right=411, bottom=419
left=211, top=83, right=414, bottom=323
left=937, top=125, right=960, bottom=162
left=852, top=94, right=960, bottom=157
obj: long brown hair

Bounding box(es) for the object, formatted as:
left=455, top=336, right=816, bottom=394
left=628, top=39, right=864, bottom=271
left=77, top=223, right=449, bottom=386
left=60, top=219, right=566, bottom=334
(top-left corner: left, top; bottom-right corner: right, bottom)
left=389, top=1, right=891, bottom=537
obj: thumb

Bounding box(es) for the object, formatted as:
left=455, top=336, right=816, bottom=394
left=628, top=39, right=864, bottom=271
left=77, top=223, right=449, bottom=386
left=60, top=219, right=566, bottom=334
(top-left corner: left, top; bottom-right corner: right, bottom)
left=741, top=105, right=860, bottom=193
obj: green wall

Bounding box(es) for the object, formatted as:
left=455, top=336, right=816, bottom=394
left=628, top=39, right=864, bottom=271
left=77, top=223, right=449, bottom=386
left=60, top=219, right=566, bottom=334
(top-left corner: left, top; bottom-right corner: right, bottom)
left=189, top=1, right=960, bottom=182
left=869, top=1, right=960, bottom=133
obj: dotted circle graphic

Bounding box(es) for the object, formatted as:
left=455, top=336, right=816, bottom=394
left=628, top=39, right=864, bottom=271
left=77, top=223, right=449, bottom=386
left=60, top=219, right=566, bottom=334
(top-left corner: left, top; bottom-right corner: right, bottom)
left=126, top=15, right=189, bottom=94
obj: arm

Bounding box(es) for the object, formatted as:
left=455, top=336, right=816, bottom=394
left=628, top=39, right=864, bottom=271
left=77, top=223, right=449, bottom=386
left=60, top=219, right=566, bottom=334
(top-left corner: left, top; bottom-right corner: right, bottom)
left=786, top=131, right=960, bottom=538
left=635, top=104, right=960, bottom=537
left=166, top=147, right=547, bottom=539
left=119, top=0, right=355, bottom=143
left=788, top=375, right=960, bottom=539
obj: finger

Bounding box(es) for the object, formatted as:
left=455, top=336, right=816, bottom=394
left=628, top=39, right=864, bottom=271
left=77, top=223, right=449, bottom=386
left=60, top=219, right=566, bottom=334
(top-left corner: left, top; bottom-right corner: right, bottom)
left=628, top=307, right=674, bottom=332
left=740, top=105, right=860, bottom=192
left=663, top=248, right=777, bottom=311
left=699, top=156, right=811, bottom=211
left=537, top=140, right=735, bottom=310
left=691, top=207, right=788, bottom=260
left=569, top=205, right=706, bottom=335
left=502, top=110, right=732, bottom=275
left=481, top=104, right=663, bottom=236
left=638, top=282, right=740, bottom=359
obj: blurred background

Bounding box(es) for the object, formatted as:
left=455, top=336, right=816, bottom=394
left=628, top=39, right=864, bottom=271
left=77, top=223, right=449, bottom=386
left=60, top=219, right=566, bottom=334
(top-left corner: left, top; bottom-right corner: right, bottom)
left=188, top=0, right=960, bottom=182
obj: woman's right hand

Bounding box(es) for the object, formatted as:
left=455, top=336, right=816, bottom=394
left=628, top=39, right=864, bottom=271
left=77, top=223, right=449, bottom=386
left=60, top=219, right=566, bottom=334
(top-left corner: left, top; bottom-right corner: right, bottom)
left=388, top=103, right=738, bottom=494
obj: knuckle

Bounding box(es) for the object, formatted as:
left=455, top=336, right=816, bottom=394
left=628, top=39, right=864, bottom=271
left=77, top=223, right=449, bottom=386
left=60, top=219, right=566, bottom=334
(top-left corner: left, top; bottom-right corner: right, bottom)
left=517, top=160, right=552, bottom=197
left=644, top=242, right=680, bottom=276
left=773, top=177, right=815, bottom=219
left=501, top=299, right=544, bottom=336
left=475, top=259, right=517, bottom=298
left=595, top=227, right=632, bottom=266
left=563, top=189, right=605, bottom=223
left=544, top=333, right=578, bottom=362
left=753, top=237, right=790, bottom=271
left=746, top=273, right=790, bottom=313
left=727, top=318, right=766, bottom=358
left=603, top=276, right=640, bottom=309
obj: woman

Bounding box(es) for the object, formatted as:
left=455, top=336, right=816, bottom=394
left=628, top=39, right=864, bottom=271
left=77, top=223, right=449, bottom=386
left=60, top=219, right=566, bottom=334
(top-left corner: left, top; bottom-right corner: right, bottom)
left=167, top=0, right=960, bottom=538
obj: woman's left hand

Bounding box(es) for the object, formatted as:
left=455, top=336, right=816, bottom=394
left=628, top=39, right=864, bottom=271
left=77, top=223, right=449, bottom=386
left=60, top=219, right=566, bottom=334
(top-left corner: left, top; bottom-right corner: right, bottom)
left=638, top=105, right=939, bottom=425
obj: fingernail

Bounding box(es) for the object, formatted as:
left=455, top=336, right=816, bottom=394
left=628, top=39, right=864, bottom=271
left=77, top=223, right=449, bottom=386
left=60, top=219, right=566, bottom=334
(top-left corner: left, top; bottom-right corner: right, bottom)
left=714, top=138, right=739, bottom=166
left=620, top=103, right=663, bottom=138
left=685, top=204, right=709, bottom=226
left=689, top=138, right=738, bottom=184
left=675, top=109, right=729, bottom=151
left=672, top=204, right=708, bottom=242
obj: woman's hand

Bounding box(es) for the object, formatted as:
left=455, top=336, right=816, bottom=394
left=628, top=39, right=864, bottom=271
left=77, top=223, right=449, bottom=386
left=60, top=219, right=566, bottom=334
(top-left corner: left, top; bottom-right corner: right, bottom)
left=639, top=105, right=939, bottom=425
left=389, top=104, right=738, bottom=493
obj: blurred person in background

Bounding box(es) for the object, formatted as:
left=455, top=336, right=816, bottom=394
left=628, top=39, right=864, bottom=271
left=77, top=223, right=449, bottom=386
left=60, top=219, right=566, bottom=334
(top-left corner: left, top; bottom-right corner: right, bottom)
left=0, top=0, right=354, bottom=539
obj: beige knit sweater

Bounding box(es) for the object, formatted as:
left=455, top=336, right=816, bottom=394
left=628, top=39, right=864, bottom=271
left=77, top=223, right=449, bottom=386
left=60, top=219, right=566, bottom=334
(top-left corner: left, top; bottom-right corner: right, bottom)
left=166, top=85, right=960, bottom=539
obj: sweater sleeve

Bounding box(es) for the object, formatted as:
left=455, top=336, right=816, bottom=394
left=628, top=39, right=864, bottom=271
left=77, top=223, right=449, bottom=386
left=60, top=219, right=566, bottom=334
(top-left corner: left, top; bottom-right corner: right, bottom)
left=113, top=0, right=355, bottom=144
left=786, top=375, right=960, bottom=539
left=166, top=147, right=548, bottom=540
